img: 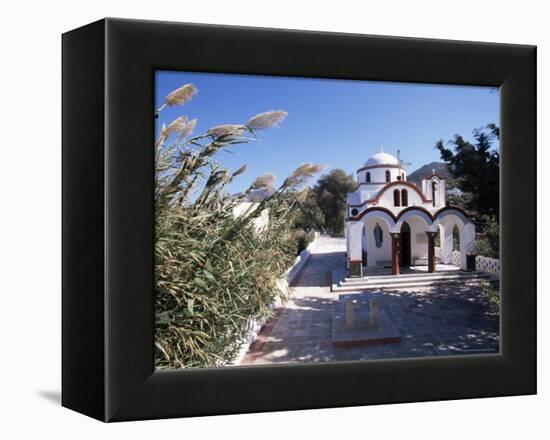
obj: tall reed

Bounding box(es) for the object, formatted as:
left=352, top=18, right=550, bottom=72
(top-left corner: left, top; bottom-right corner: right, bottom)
left=155, top=84, right=320, bottom=368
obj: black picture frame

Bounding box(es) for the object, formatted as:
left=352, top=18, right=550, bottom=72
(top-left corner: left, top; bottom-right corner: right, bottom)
left=62, top=18, right=536, bottom=422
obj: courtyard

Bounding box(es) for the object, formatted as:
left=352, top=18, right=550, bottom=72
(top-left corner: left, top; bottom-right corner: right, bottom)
left=241, top=236, right=499, bottom=365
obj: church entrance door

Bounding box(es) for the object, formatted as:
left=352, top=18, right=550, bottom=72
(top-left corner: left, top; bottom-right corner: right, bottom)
left=399, top=222, right=411, bottom=267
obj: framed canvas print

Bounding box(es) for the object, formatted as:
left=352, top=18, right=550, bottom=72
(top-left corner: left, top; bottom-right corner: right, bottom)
left=62, top=18, right=536, bottom=422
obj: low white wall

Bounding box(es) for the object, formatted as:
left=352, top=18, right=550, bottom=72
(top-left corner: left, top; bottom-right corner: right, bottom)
left=476, top=255, right=500, bottom=276
left=287, top=247, right=312, bottom=285
left=229, top=315, right=268, bottom=366
left=230, top=234, right=318, bottom=365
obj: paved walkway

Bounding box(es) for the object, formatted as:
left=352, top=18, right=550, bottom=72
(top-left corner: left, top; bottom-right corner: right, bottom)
left=240, top=236, right=499, bottom=365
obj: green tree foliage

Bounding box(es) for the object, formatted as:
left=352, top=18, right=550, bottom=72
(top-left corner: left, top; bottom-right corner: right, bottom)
left=436, top=124, right=500, bottom=218
left=447, top=191, right=473, bottom=210
left=298, top=169, right=357, bottom=235
left=293, top=188, right=325, bottom=232
left=154, top=84, right=321, bottom=368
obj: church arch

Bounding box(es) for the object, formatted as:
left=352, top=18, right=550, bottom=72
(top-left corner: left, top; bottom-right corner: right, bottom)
left=358, top=209, right=396, bottom=231
left=395, top=208, right=434, bottom=232
left=434, top=206, right=473, bottom=224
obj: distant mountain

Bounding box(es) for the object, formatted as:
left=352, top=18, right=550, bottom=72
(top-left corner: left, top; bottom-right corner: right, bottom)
left=407, top=162, right=454, bottom=188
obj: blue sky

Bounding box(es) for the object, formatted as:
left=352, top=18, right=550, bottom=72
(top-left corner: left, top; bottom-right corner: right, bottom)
left=155, top=71, right=499, bottom=194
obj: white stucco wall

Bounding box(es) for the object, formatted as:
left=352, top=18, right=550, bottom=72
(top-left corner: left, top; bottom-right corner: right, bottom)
left=357, top=166, right=406, bottom=184
left=232, top=202, right=269, bottom=232
left=346, top=221, right=364, bottom=262
left=376, top=184, right=427, bottom=211
left=436, top=212, right=476, bottom=270
left=348, top=182, right=438, bottom=219
left=363, top=217, right=392, bottom=267
left=360, top=215, right=434, bottom=267
left=421, top=176, right=446, bottom=207
left=407, top=217, right=430, bottom=263
left=351, top=184, right=385, bottom=203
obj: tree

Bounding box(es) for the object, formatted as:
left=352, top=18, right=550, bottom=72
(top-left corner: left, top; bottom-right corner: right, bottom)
left=436, top=124, right=499, bottom=218
left=446, top=191, right=472, bottom=209
left=293, top=188, right=325, bottom=233
left=307, top=169, right=357, bottom=235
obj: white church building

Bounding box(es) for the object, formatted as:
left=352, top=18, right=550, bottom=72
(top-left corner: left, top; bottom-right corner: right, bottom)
left=345, top=148, right=476, bottom=277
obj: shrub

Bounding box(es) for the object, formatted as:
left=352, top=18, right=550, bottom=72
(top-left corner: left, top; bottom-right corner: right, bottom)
left=293, top=228, right=315, bottom=255
left=474, top=239, right=494, bottom=258
left=481, top=280, right=500, bottom=308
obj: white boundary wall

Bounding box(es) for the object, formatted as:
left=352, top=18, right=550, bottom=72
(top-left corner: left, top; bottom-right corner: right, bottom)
left=475, top=255, right=500, bottom=276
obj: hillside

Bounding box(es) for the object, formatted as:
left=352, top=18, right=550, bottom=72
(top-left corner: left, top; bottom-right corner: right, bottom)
left=407, top=162, right=454, bottom=188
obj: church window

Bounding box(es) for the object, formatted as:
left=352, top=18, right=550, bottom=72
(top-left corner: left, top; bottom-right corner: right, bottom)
left=366, top=172, right=371, bottom=183
left=351, top=208, right=358, bottom=216
left=432, top=180, right=438, bottom=207
left=401, top=189, right=408, bottom=206
left=373, top=223, right=383, bottom=248
left=393, top=189, right=400, bottom=206
left=385, top=170, right=391, bottom=182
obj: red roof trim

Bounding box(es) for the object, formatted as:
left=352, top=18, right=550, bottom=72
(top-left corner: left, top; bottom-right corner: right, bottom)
left=373, top=181, right=431, bottom=204
left=346, top=205, right=476, bottom=222
left=349, top=181, right=426, bottom=208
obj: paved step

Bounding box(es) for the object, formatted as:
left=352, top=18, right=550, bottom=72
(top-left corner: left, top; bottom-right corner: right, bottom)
left=334, top=278, right=491, bottom=292
left=342, top=272, right=488, bottom=285
left=343, top=269, right=462, bottom=283
left=332, top=269, right=492, bottom=292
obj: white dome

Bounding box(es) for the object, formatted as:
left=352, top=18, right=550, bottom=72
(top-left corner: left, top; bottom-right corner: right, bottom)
left=364, top=150, right=399, bottom=167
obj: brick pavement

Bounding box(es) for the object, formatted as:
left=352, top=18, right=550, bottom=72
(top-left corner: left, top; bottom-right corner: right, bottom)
left=240, top=236, right=499, bottom=365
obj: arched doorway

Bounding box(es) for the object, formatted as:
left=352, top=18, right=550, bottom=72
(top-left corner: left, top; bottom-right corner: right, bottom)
left=399, top=222, right=411, bottom=267
left=435, top=209, right=475, bottom=270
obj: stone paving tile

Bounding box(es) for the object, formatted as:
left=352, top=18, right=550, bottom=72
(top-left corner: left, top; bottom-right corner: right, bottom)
left=240, top=236, right=500, bottom=366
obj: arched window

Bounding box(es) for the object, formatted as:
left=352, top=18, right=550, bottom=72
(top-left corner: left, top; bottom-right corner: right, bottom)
left=385, top=170, right=391, bottom=182
left=373, top=223, right=383, bottom=248
left=452, top=225, right=460, bottom=252
left=432, top=180, right=437, bottom=207
left=401, top=172, right=405, bottom=181
left=401, top=189, right=408, bottom=206
left=366, top=172, right=371, bottom=183
left=393, top=189, right=400, bottom=207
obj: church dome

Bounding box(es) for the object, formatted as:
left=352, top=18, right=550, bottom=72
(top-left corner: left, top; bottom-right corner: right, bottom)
left=364, top=148, right=399, bottom=167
